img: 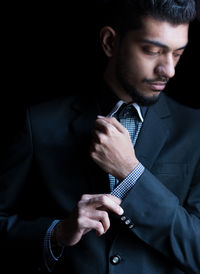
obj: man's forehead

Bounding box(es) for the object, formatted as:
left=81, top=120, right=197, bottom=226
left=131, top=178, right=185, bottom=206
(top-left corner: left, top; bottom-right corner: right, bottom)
left=132, top=16, right=189, bottom=50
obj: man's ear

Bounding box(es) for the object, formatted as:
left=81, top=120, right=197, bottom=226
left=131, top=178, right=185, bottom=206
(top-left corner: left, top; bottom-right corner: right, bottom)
left=100, top=26, right=118, bottom=57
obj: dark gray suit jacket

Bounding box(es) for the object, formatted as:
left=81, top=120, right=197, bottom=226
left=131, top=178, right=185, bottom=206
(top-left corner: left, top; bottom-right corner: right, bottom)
left=0, top=92, right=200, bottom=273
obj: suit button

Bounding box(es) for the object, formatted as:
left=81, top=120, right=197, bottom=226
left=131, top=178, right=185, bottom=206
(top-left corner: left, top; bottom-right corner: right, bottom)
left=110, top=255, right=121, bottom=265
left=121, top=215, right=126, bottom=221
left=125, top=219, right=131, bottom=225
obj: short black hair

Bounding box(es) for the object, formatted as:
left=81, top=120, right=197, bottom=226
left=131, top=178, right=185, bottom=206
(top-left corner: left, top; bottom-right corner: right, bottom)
left=196, top=0, right=200, bottom=21
left=98, top=0, right=196, bottom=35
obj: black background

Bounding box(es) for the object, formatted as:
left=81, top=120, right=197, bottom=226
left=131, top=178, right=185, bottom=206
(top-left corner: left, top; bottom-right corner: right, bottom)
left=1, top=2, right=200, bottom=142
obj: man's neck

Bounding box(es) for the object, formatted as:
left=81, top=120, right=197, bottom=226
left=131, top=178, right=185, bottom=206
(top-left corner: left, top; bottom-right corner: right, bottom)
left=103, top=71, right=133, bottom=104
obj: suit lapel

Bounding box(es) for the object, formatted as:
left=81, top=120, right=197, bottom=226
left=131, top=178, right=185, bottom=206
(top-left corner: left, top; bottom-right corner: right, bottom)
left=135, top=94, right=171, bottom=170
left=70, top=96, right=98, bottom=137
left=70, top=93, right=172, bottom=193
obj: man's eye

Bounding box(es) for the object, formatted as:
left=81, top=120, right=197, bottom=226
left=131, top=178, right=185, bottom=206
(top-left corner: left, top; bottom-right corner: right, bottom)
left=143, top=48, right=160, bottom=56
left=173, top=53, right=182, bottom=58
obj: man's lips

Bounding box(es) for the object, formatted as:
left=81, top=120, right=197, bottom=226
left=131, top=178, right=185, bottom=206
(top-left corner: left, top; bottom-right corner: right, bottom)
left=147, top=82, right=167, bottom=91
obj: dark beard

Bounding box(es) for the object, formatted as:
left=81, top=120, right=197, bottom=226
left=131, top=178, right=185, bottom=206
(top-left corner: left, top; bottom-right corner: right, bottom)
left=116, top=56, right=161, bottom=106
left=117, top=74, right=160, bottom=106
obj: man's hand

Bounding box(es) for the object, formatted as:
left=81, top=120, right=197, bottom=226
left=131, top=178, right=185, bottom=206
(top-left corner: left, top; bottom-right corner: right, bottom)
left=90, top=116, right=139, bottom=181
left=54, top=194, right=123, bottom=247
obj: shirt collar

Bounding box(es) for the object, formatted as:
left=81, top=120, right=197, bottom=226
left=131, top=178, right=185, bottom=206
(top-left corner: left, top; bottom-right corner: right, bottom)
left=96, top=81, right=147, bottom=122
left=107, top=100, right=144, bottom=122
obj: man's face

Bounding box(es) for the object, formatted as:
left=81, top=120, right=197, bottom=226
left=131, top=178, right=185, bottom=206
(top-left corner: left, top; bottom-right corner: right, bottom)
left=112, top=16, right=189, bottom=105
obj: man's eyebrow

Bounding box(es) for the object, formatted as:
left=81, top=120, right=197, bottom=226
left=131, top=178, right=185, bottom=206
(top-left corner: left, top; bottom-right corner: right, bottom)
left=139, top=39, right=188, bottom=51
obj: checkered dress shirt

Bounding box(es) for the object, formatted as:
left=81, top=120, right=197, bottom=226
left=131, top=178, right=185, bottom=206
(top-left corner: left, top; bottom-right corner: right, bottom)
left=108, top=101, right=145, bottom=199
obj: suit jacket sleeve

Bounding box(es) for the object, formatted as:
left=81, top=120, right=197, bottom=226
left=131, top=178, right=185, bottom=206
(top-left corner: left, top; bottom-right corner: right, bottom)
left=0, top=109, right=53, bottom=270
left=121, top=163, right=200, bottom=274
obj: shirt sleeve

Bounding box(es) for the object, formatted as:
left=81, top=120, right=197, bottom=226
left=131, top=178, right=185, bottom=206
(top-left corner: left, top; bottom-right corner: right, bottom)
left=110, top=162, right=145, bottom=199
left=43, top=220, right=64, bottom=272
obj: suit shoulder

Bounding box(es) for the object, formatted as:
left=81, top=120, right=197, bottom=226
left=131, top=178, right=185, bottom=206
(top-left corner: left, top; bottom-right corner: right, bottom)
left=163, top=94, right=200, bottom=126
left=28, top=95, right=76, bottom=116
left=26, top=94, right=95, bottom=133
left=26, top=95, right=80, bottom=132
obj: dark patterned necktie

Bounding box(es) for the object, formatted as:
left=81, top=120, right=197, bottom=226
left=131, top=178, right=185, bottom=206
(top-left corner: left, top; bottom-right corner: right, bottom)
left=109, top=103, right=143, bottom=191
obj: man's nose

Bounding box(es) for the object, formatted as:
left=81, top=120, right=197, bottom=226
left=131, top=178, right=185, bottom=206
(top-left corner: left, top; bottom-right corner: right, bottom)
left=155, top=54, right=175, bottom=79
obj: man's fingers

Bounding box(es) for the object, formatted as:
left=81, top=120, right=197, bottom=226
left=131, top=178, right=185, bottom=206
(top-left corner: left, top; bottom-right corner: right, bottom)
left=97, top=116, right=126, bottom=133
left=81, top=194, right=104, bottom=201
left=79, top=217, right=105, bottom=236
left=88, top=195, right=123, bottom=215
left=90, top=210, right=110, bottom=233
left=76, top=194, right=124, bottom=238
left=80, top=194, right=123, bottom=215
left=107, top=193, right=122, bottom=205
left=91, top=128, right=106, bottom=145
left=94, top=118, right=117, bottom=135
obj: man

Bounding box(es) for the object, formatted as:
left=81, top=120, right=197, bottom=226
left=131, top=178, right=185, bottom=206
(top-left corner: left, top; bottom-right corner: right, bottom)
left=0, top=0, right=199, bottom=273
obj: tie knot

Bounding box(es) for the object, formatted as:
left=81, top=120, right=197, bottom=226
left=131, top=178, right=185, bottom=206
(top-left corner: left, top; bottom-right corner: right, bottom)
left=117, top=104, right=137, bottom=119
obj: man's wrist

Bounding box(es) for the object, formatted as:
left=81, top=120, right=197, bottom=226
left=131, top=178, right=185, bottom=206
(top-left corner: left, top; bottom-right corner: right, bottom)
left=118, top=160, right=139, bottom=181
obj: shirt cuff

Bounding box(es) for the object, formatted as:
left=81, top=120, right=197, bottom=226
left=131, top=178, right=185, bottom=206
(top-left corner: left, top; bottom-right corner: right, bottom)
left=43, top=220, right=64, bottom=272
left=110, top=162, right=145, bottom=199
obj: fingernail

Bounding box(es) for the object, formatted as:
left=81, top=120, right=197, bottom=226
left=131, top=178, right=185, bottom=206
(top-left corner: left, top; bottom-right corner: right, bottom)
left=119, top=207, right=124, bottom=215
left=97, top=115, right=105, bottom=119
